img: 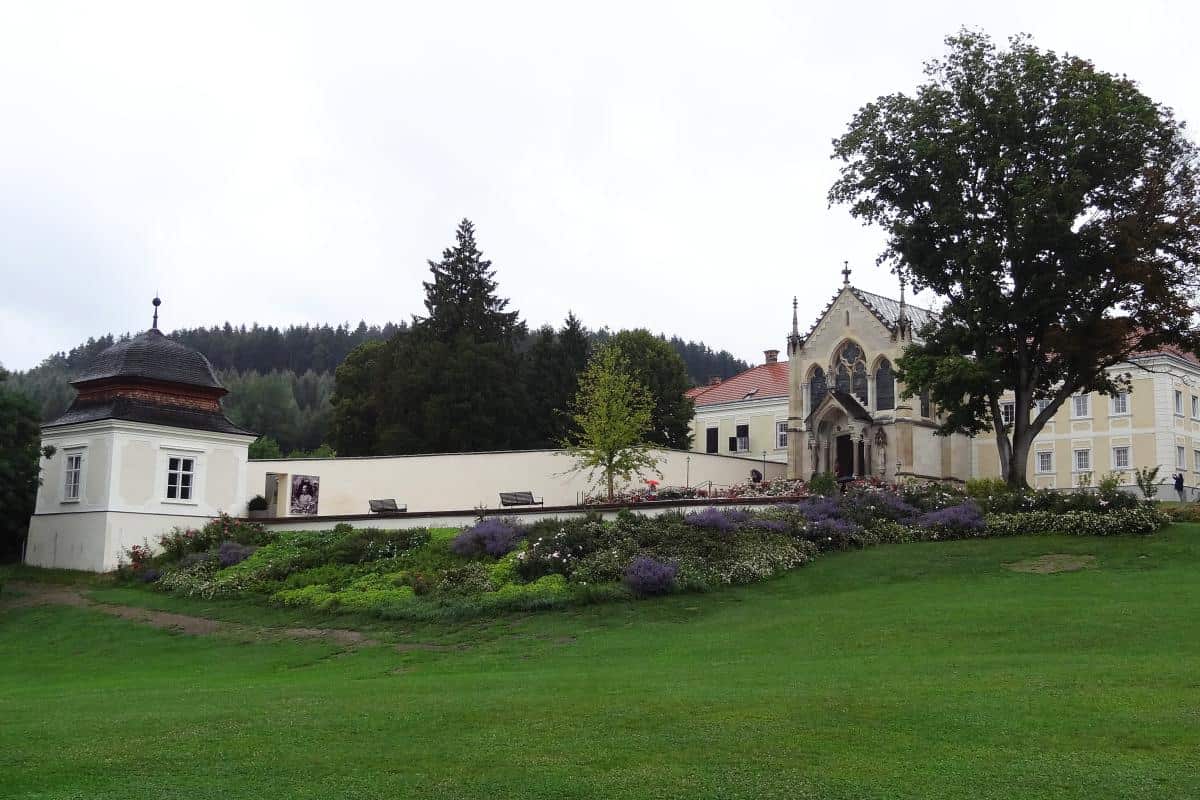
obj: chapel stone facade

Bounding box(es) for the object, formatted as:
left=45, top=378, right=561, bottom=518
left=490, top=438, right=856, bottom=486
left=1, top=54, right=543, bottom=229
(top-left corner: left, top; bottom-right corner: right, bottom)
left=784, top=272, right=973, bottom=483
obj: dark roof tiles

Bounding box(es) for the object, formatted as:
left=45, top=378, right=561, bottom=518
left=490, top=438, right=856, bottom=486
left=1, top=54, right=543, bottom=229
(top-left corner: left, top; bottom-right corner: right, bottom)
left=72, top=329, right=225, bottom=391
left=45, top=397, right=255, bottom=436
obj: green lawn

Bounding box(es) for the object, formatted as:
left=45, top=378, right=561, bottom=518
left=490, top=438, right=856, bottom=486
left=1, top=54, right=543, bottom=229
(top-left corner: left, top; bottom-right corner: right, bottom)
left=3, top=527, right=1199, bottom=799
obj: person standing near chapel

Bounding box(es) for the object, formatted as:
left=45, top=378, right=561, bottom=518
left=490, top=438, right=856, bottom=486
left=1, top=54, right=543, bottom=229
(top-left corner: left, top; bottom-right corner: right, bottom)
left=1174, top=472, right=1186, bottom=503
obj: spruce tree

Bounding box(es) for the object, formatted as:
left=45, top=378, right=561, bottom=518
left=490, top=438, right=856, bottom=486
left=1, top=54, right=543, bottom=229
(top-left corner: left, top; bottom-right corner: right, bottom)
left=419, top=218, right=522, bottom=344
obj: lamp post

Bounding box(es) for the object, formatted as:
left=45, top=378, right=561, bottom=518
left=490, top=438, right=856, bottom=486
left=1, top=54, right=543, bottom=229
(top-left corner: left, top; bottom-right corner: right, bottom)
left=685, top=455, right=691, bottom=488
left=762, top=450, right=768, bottom=481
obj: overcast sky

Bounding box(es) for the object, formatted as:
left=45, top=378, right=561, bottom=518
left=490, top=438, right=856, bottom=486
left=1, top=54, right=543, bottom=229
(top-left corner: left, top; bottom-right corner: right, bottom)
left=1, top=1, right=1196, bottom=372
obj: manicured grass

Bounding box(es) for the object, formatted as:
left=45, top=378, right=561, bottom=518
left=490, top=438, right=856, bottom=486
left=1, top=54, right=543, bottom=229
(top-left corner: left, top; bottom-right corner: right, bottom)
left=3, top=527, right=1199, bottom=799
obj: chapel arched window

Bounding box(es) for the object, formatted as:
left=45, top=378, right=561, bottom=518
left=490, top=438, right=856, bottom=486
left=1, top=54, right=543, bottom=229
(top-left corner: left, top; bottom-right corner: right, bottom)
left=832, top=341, right=869, bottom=406
left=875, top=359, right=895, bottom=411
left=809, top=367, right=827, bottom=411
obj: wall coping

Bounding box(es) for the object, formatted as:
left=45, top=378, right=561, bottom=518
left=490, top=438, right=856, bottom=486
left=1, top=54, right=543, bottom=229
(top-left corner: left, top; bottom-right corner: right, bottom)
left=245, top=493, right=811, bottom=525
left=248, top=447, right=774, bottom=465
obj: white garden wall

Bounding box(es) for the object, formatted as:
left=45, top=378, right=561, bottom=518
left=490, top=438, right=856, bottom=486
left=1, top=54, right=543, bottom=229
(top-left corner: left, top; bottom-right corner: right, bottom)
left=246, top=449, right=785, bottom=518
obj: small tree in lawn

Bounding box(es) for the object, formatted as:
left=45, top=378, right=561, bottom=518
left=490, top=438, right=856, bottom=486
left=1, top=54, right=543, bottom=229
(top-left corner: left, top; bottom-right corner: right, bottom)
left=829, top=30, right=1200, bottom=488
left=564, top=345, right=660, bottom=502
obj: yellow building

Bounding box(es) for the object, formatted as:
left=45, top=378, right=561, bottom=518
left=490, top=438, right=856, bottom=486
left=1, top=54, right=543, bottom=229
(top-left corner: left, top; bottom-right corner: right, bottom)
left=689, top=269, right=1200, bottom=496
left=973, top=351, right=1200, bottom=496
left=687, top=351, right=790, bottom=465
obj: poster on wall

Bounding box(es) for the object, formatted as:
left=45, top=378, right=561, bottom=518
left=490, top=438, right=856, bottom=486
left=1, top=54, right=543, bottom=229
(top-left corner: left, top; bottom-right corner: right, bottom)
left=290, top=475, right=320, bottom=516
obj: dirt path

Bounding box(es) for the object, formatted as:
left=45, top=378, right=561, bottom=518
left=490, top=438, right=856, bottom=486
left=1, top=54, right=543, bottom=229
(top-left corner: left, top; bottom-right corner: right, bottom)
left=1, top=581, right=376, bottom=648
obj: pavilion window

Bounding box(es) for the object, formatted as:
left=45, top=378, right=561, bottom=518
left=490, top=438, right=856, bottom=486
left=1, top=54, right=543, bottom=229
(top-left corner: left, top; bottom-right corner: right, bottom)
left=875, top=360, right=895, bottom=411
left=63, top=451, right=84, bottom=501
left=920, top=391, right=931, bottom=418
left=166, top=456, right=196, bottom=501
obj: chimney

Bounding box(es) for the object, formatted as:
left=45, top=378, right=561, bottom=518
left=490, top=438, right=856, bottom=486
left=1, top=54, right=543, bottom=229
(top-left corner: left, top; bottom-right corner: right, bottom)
left=764, top=349, right=779, bottom=364
left=708, top=376, right=722, bottom=386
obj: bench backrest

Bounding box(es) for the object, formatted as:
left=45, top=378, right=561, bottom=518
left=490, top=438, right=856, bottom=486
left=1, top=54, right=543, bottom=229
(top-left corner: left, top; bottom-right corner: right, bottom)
left=499, top=491, right=536, bottom=506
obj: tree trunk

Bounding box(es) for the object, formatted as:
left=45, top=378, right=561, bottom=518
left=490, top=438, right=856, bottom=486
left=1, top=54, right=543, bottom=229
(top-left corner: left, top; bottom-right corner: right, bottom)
left=1005, top=430, right=1033, bottom=489
left=607, top=472, right=614, bottom=502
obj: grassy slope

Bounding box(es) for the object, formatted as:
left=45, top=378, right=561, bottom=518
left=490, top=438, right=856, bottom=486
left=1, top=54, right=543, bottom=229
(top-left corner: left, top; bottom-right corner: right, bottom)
left=2, top=527, right=1199, bottom=800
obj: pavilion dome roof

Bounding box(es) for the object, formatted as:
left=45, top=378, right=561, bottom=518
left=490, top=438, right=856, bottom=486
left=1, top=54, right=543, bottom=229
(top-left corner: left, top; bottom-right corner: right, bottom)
left=71, top=328, right=225, bottom=392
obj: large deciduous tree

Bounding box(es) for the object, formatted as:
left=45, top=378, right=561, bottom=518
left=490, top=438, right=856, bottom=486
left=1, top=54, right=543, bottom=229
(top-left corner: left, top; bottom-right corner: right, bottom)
left=564, top=345, right=659, bottom=502
left=829, top=30, right=1200, bottom=487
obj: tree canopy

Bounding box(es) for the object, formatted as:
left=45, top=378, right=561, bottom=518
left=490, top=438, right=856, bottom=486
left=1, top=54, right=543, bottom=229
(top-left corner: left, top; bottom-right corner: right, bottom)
left=0, top=367, right=49, bottom=561
left=604, top=329, right=695, bottom=450
left=830, top=30, right=1200, bottom=486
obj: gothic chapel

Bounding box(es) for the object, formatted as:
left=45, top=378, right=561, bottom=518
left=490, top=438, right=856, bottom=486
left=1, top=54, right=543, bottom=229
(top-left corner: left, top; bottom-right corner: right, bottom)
left=785, top=267, right=973, bottom=482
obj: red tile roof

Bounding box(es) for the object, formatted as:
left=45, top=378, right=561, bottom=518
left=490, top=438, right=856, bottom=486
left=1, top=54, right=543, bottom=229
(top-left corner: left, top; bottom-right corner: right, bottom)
left=690, top=362, right=790, bottom=407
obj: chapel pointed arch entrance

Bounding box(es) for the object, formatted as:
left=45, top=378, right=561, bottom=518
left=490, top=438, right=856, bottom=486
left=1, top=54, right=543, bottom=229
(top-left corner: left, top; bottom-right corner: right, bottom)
left=806, top=389, right=875, bottom=479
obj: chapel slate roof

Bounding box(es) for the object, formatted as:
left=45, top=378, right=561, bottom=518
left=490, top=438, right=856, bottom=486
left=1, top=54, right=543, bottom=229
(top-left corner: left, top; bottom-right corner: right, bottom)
left=71, top=329, right=225, bottom=390
left=805, top=389, right=872, bottom=425
left=850, top=288, right=937, bottom=334
left=690, top=362, right=790, bottom=407
left=43, top=397, right=255, bottom=436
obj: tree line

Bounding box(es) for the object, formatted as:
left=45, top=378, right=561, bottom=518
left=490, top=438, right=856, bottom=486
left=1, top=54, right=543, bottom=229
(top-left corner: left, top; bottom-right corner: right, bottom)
left=8, top=287, right=747, bottom=455
left=328, top=219, right=697, bottom=456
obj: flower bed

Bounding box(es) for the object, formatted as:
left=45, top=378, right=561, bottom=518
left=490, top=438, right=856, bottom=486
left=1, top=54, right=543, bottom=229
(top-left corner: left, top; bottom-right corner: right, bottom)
left=584, top=477, right=809, bottom=505
left=124, top=479, right=1171, bottom=620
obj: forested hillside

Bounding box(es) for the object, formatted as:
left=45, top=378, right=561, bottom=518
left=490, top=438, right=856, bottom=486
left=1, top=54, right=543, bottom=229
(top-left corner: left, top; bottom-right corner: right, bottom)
left=9, top=280, right=749, bottom=454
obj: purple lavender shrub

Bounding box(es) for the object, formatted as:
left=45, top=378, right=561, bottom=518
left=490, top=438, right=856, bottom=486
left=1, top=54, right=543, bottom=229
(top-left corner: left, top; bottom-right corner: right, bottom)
left=795, top=496, right=842, bottom=522
left=623, top=557, right=678, bottom=596
left=915, top=502, right=985, bottom=536
left=138, top=568, right=161, bottom=583
left=804, top=517, right=866, bottom=550
left=218, top=540, right=258, bottom=567
left=839, top=488, right=920, bottom=526
left=684, top=507, right=741, bottom=532
left=452, top=519, right=523, bottom=557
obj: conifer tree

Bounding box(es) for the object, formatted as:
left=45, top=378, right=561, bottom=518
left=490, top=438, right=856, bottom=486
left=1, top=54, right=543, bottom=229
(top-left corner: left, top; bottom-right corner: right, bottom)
left=419, top=218, right=522, bottom=344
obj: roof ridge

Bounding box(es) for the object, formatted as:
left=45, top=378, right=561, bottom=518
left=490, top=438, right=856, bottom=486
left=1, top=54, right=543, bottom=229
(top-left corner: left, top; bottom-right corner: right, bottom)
left=852, top=286, right=936, bottom=315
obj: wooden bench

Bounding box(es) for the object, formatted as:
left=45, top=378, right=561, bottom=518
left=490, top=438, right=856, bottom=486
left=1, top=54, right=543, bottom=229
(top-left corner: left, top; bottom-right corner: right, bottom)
left=368, top=499, right=408, bottom=514
left=499, top=491, right=543, bottom=507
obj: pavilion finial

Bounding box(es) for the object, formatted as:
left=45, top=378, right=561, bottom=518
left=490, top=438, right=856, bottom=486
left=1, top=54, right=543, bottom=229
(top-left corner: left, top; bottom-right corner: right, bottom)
left=152, top=295, right=161, bottom=330
left=841, top=260, right=851, bottom=286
